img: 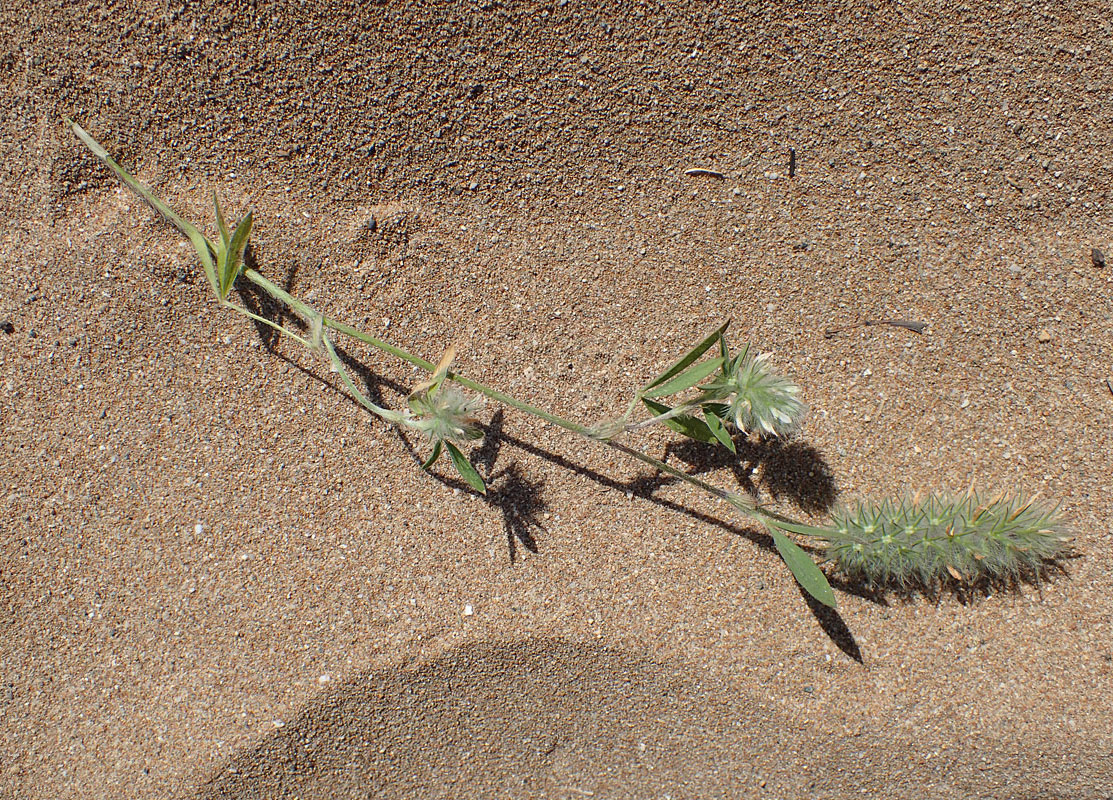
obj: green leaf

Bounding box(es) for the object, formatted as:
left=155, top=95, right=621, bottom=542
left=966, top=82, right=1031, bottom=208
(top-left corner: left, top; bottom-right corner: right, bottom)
left=641, top=398, right=717, bottom=444
left=642, top=320, right=730, bottom=394
left=445, top=441, right=486, bottom=494
left=421, top=440, right=443, bottom=470
left=770, top=528, right=837, bottom=608
left=222, top=212, right=253, bottom=298
left=212, top=195, right=230, bottom=297
left=213, top=191, right=231, bottom=249
left=702, top=408, right=736, bottom=452
left=228, top=213, right=253, bottom=265
left=66, top=118, right=220, bottom=299
left=641, top=357, right=723, bottom=398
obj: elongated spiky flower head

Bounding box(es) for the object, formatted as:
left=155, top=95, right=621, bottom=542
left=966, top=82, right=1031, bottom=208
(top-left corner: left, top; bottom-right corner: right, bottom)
left=821, top=491, right=1071, bottom=589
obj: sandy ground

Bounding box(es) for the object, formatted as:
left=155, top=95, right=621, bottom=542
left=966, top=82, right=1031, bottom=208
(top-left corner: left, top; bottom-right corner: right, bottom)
left=3, top=1, right=1113, bottom=798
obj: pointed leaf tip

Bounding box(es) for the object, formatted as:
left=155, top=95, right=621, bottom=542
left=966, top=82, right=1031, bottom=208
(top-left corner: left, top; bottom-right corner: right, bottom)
left=770, top=528, right=837, bottom=608
left=642, top=357, right=723, bottom=398
left=445, top=441, right=486, bottom=494
left=643, top=320, right=730, bottom=393
left=421, top=440, right=444, bottom=470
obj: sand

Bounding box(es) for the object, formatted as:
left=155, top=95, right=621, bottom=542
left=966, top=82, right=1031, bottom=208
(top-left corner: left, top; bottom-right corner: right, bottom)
left=2, top=1, right=1112, bottom=798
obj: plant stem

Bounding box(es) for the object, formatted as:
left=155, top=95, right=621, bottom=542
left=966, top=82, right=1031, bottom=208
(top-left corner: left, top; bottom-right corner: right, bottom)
left=241, top=267, right=812, bottom=534
left=245, top=268, right=601, bottom=439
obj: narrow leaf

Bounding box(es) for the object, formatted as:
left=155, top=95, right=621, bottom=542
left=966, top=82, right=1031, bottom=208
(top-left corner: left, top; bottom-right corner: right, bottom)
left=66, top=119, right=220, bottom=299
left=702, top=408, right=736, bottom=452
left=222, top=212, right=253, bottom=298
left=770, top=528, right=837, bottom=608
left=421, top=440, right=443, bottom=470
left=216, top=248, right=230, bottom=299
left=412, top=345, right=456, bottom=397
left=642, top=320, right=730, bottom=393
left=445, top=441, right=486, bottom=494
left=641, top=398, right=716, bottom=444
left=212, top=199, right=230, bottom=298
left=642, top=357, right=723, bottom=398
left=228, top=213, right=253, bottom=265
left=213, top=191, right=231, bottom=248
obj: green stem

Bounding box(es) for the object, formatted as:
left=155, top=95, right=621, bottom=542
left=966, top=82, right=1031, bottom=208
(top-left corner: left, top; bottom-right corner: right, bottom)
left=66, top=118, right=841, bottom=609
left=241, top=267, right=841, bottom=544
left=244, top=268, right=599, bottom=439
left=242, top=267, right=811, bottom=531
left=623, top=400, right=702, bottom=433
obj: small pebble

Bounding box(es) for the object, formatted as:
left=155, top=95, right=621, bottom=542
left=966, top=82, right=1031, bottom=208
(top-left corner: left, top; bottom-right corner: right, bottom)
left=1036, top=329, right=1052, bottom=343
left=0, top=321, right=13, bottom=334
left=1093, top=247, right=1105, bottom=269
left=463, top=604, right=474, bottom=616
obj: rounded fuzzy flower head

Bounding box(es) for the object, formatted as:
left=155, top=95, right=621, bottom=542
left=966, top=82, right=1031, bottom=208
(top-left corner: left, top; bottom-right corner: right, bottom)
left=406, top=346, right=485, bottom=445
left=409, top=384, right=485, bottom=444
left=701, top=344, right=805, bottom=438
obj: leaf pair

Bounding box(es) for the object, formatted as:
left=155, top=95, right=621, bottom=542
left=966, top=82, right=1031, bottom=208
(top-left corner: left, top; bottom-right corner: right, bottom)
left=213, top=192, right=252, bottom=301
left=422, top=439, right=487, bottom=495
left=638, top=320, right=736, bottom=453
left=66, top=118, right=249, bottom=303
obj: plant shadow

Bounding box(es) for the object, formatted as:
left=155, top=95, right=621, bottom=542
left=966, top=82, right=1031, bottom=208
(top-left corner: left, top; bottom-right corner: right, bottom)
left=394, top=408, right=546, bottom=564
left=665, top=435, right=839, bottom=516
left=827, top=553, right=1078, bottom=607
left=224, top=265, right=1031, bottom=658
left=231, top=283, right=865, bottom=655
left=237, top=245, right=298, bottom=351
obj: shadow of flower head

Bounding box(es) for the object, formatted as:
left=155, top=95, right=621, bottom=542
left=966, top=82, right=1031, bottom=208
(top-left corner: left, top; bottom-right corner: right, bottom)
left=665, top=435, right=838, bottom=515
left=488, top=463, right=545, bottom=562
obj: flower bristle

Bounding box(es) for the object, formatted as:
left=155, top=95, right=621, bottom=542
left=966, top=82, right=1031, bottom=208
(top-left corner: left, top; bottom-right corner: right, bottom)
left=822, top=491, right=1071, bottom=589
left=701, top=345, right=806, bottom=438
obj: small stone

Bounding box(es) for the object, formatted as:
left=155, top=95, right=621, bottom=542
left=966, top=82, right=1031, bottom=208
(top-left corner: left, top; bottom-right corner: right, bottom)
left=463, top=604, right=474, bottom=616
left=1036, top=328, right=1052, bottom=343
left=0, top=321, right=13, bottom=334
left=1093, top=248, right=1105, bottom=268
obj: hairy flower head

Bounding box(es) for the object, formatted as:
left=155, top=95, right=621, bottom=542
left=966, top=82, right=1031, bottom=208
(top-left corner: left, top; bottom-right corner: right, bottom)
left=409, top=384, right=485, bottom=444
left=406, top=347, right=485, bottom=445
left=821, top=491, right=1071, bottom=589
left=700, top=344, right=805, bottom=437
